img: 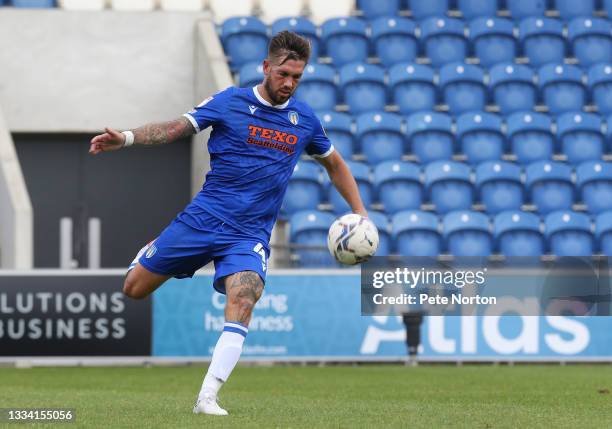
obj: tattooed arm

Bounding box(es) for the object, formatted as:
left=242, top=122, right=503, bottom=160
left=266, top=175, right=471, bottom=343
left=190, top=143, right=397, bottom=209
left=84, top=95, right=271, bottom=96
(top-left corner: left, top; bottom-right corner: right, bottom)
left=89, top=116, right=196, bottom=155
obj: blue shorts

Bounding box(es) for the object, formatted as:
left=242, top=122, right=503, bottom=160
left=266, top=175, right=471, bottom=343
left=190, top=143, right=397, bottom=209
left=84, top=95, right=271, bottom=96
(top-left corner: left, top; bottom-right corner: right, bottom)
left=137, top=211, right=269, bottom=294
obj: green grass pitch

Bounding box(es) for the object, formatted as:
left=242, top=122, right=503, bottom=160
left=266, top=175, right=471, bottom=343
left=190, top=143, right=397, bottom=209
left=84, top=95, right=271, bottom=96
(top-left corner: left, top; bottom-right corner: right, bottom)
left=1, top=365, right=611, bottom=428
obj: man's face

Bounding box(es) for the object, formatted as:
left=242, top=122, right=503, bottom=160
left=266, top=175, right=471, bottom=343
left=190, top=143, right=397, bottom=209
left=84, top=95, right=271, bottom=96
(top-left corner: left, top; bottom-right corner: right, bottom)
left=263, top=57, right=306, bottom=105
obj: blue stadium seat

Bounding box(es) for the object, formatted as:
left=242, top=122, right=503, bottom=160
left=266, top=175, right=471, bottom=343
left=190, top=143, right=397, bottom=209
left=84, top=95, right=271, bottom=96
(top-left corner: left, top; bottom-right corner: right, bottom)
left=410, top=0, right=449, bottom=20
left=443, top=211, right=493, bottom=256
left=370, top=17, right=418, bottom=67
left=289, top=210, right=337, bottom=267
left=554, top=0, right=595, bottom=21
left=271, top=17, right=320, bottom=60
left=506, top=111, right=554, bottom=165
left=367, top=211, right=392, bottom=256
left=525, top=161, right=574, bottom=214
left=489, top=63, right=536, bottom=114
left=469, top=17, right=516, bottom=68
left=358, top=0, right=400, bottom=19
left=373, top=161, right=422, bottom=214
left=389, top=63, right=437, bottom=114
left=392, top=210, right=442, bottom=256
left=538, top=64, right=586, bottom=115
left=494, top=211, right=544, bottom=256
left=476, top=161, right=524, bottom=214
left=545, top=210, right=594, bottom=256
left=420, top=17, right=468, bottom=68
left=458, top=0, right=497, bottom=19
left=508, top=0, right=546, bottom=20
left=425, top=161, right=474, bottom=214
left=576, top=161, right=612, bottom=214
left=606, top=0, right=612, bottom=19
left=318, top=111, right=354, bottom=158
left=283, top=162, right=324, bottom=215
left=339, top=63, right=387, bottom=114
left=588, top=64, right=612, bottom=115
left=221, top=17, right=269, bottom=71
left=595, top=211, right=612, bottom=254
left=568, top=18, right=612, bottom=68
left=238, top=62, right=264, bottom=88
left=406, top=112, right=454, bottom=164
left=439, top=62, right=487, bottom=115
left=328, top=161, right=373, bottom=214
left=519, top=17, right=565, bottom=68
left=12, top=0, right=55, bottom=6
left=321, top=18, right=369, bottom=66
left=456, top=112, right=504, bottom=165
left=556, top=112, right=604, bottom=165
left=294, top=64, right=337, bottom=111
left=356, top=112, right=404, bottom=165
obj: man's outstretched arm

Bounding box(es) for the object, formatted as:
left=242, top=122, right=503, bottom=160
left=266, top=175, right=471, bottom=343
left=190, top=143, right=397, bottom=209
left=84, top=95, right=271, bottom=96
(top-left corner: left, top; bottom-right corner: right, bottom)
left=89, top=116, right=196, bottom=155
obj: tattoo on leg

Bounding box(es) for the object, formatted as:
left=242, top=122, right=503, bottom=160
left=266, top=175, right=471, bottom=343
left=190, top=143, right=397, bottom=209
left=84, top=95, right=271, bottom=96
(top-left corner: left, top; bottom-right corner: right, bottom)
left=226, top=271, right=264, bottom=324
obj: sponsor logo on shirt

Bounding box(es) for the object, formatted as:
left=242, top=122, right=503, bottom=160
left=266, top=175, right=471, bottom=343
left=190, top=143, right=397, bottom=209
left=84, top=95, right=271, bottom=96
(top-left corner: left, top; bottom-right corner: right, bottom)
left=246, top=125, right=299, bottom=154
left=249, top=105, right=259, bottom=115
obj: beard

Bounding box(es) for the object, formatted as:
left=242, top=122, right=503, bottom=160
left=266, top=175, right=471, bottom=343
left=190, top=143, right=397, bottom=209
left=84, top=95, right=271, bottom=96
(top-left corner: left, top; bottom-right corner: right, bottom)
left=264, top=79, right=292, bottom=105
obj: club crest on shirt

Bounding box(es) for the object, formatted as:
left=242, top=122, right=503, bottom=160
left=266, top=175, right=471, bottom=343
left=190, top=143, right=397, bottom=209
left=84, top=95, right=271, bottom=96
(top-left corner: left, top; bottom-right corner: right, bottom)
left=288, top=111, right=299, bottom=126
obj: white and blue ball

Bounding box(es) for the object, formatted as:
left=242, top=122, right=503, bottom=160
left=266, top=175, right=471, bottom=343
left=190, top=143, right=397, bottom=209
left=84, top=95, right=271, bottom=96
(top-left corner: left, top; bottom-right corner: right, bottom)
left=327, top=214, right=379, bottom=265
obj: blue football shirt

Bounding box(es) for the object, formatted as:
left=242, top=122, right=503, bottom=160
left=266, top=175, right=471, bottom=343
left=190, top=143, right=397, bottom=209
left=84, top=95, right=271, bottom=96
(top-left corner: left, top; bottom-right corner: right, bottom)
left=182, top=86, right=334, bottom=242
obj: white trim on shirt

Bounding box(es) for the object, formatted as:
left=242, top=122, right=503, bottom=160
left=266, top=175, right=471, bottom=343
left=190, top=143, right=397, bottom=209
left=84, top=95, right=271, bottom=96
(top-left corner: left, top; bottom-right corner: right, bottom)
left=310, top=144, right=335, bottom=159
left=252, top=86, right=291, bottom=109
left=182, top=113, right=200, bottom=133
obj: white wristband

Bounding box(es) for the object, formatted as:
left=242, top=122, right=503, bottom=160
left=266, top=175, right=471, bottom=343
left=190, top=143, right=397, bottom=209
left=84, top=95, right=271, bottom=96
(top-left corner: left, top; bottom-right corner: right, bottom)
left=121, top=131, right=135, bottom=147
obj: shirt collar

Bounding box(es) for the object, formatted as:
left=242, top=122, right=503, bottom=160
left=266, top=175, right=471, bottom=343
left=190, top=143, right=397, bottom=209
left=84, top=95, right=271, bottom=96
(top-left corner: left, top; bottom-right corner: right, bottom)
left=253, top=86, right=291, bottom=109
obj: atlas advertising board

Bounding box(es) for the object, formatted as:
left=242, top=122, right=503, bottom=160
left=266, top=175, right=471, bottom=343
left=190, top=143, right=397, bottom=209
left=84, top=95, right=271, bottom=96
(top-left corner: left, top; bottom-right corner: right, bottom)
left=153, top=274, right=612, bottom=360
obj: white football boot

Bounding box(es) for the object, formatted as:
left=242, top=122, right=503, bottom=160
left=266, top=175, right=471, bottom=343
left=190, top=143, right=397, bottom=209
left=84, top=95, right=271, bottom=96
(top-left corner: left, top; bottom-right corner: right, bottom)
left=193, top=393, right=228, bottom=416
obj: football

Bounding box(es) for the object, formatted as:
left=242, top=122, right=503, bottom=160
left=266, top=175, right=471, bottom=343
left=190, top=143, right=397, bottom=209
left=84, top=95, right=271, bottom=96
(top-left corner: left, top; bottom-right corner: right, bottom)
left=327, top=214, right=379, bottom=265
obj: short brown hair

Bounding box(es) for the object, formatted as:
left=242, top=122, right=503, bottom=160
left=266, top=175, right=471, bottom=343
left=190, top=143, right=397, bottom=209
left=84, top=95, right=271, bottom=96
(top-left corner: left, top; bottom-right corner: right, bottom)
left=268, top=31, right=311, bottom=65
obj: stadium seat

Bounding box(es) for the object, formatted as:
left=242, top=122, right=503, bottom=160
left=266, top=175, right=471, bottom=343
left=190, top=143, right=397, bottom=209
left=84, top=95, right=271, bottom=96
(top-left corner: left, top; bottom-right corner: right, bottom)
left=506, top=111, right=554, bottom=165
left=508, top=0, right=545, bottom=20
left=260, top=0, right=305, bottom=24
left=489, top=63, right=536, bottom=114
left=595, top=211, right=612, bottom=254
left=392, top=210, right=442, bottom=256
left=318, top=111, right=354, bottom=158
left=475, top=161, right=524, bottom=214
left=370, top=17, right=418, bottom=68
left=110, top=0, right=156, bottom=10
left=210, top=0, right=255, bottom=23
left=456, top=112, right=504, bottom=165
left=568, top=18, right=612, bottom=68
left=606, top=0, right=612, bottom=19
left=289, top=210, right=337, bottom=267
left=425, top=161, right=474, bottom=214
left=494, top=211, right=544, bottom=256
left=339, top=63, right=387, bottom=114
left=588, top=64, right=612, bottom=116
left=328, top=161, right=373, bottom=214
left=458, top=0, right=497, bottom=20
left=221, top=17, right=269, bottom=71
left=439, top=62, right=487, bottom=115
left=525, top=161, right=574, bottom=214
left=538, top=64, right=586, bottom=115
left=309, top=0, right=355, bottom=25
left=59, top=0, right=105, bottom=9
left=576, top=161, right=612, bottom=214
left=367, top=211, right=392, bottom=255
left=406, top=111, right=454, bottom=164
left=556, top=112, right=604, bottom=165
left=356, top=112, right=404, bottom=165
left=159, top=0, right=203, bottom=10
left=389, top=63, right=436, bottom=114
left=545, top=210, right=594, bottom=256
left=469, top=17, right=517, bottom=68
left=12, top=0, right=56, bottom=6
left=554, top=0, right=595, bottom=21
left=443, top=211, right=493, bottom=256
left=420, top=17, right=468, bottom=68
left=283, top=162, right=324, bottom=215
left=294, top=64, right=338, bottom=111
left=410, top=0, right=448, bottom=20
left=519, top=17, right=565, bottom=68
left=373, top=161, right=422, bottom=214
left=321, top=18, right=368, bottom=66
left=238, top=62, right=264, bottom=88
left=357, top=0, right=400, bottom=19
left=272, top=18, right=320, bottom=60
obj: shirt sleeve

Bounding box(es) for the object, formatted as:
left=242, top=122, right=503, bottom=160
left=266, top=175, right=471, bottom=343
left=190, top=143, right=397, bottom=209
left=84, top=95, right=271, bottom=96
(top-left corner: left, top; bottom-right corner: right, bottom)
left=305, top=118, right=335, bottom=159
left=182, top=87, right=234, bottom=133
